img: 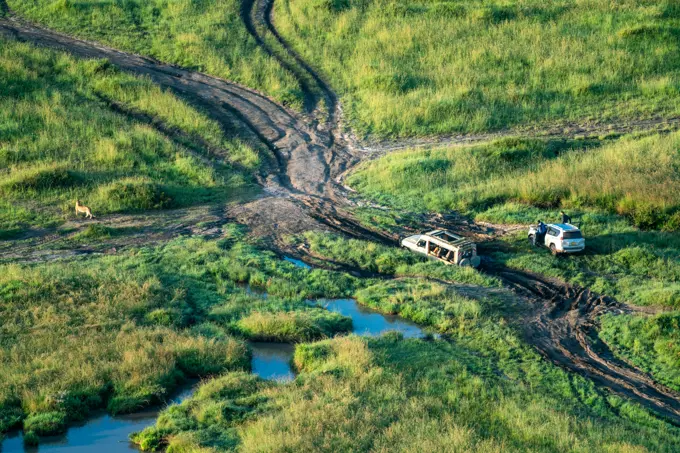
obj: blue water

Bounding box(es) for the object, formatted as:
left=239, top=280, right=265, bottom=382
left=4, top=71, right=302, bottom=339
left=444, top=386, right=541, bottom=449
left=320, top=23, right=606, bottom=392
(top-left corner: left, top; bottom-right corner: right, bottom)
left=314, top=298, right=425, bottom=339
left=250, top=342, right=296, bottom=382
left=0, top=387, right=194, bottom=453
left=1, top=295, right=425, bottom=452
left=283, top=256, right=312, bottom=269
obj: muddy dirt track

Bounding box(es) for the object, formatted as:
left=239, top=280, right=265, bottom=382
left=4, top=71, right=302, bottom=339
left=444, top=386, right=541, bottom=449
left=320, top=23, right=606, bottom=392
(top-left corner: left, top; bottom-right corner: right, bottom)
left=2, top=0, right=680, bottom=426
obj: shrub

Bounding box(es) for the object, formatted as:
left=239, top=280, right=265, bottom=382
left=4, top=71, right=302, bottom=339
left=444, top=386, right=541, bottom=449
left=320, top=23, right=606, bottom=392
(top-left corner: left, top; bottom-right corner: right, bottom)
left=23, top=411, right=67, bottom=436
left=2, top=166, right=81, bottom=194
left=235, top=311, right=351, bottom=342
left=97, top=179, right=173, bottom=212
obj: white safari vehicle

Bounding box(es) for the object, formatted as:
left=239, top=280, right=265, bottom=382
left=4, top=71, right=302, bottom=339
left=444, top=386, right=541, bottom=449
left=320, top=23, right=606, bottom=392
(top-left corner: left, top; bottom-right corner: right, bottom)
left=401, top=229, right=481, bottom=268
left=528, top=223, right=585, bottom=255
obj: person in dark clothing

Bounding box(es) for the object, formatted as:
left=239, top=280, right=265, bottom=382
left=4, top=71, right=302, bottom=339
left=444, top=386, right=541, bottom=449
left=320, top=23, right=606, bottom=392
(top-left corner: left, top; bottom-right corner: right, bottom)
left=560, top=211, right=572, bottom=224
left=534, top=220, right=547, bottom=247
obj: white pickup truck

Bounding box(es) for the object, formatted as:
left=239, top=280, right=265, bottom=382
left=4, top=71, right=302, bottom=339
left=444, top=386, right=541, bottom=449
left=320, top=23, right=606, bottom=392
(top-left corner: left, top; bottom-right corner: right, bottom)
left=528, top=223, right=585, bottom=255
left=401, top=229, right=481, bottom=267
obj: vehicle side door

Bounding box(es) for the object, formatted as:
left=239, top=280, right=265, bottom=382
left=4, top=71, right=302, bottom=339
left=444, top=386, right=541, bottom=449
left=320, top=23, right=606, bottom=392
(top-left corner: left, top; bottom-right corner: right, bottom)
left=545, top=227, right=559, bottom=247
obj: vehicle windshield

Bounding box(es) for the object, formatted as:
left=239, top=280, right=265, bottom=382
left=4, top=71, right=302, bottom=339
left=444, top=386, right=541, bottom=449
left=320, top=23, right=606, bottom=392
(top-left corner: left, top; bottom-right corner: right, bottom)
left=563, top=231, right=583, bottom=239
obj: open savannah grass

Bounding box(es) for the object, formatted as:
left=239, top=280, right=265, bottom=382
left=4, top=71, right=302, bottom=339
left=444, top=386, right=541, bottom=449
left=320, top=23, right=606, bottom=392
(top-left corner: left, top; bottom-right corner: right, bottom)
left=0, top=40, right=261, bottom=236
left=8, top=0, right=305, bottom=109
left=275, top=0, right=680, bottom=137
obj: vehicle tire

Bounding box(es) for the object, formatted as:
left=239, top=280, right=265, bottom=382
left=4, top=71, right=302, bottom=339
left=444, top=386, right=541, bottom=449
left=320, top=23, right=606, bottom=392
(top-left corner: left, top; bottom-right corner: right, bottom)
left=550, top=244, right=557, bottom=256
left=528, top=234, right=535, bottom=246
left=459, top=258, right=472, bottom=267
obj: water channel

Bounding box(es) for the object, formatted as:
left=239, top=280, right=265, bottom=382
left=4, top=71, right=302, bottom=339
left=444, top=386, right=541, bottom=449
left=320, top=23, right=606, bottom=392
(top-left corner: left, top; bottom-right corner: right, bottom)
left=1, top=258, right=427, bottom=452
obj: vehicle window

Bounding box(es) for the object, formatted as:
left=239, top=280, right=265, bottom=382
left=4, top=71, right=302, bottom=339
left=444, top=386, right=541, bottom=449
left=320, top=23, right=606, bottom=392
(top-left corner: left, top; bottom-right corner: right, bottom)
left=547, top=228, right=558, bottom=236
left=417, top=240, right=427, bottom=248
left=441, top=248, right=454, bottom=261
left=563, top=231, right=583, bottom=239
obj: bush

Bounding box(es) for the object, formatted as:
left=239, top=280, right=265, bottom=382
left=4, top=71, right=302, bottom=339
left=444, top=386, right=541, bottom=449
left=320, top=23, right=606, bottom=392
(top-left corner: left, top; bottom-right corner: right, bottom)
left=236, top=311, right=351, bottom=342
left=1, top=166, right=81, bottom=194
left=97, top=179, right=173, bottom=212
left=23, top=411, right=67, bottom=436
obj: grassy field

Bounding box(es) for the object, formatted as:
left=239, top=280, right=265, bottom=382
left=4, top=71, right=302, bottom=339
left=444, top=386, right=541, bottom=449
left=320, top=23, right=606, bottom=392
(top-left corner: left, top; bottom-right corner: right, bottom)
left=599, top=312, right=680, bottom=393
left=0, top=226, right=501, bottom=444
left=8, top=0, right=305, bottom=109
left=0, top=40, right=263, bottom=237
left=275, top=0, right=680, bottom=136
left=0, top=229, right=365, bottom=442
left=349, top=133, right=680, bottom=230
left=133, top=323, right=680, bottom=452
left=292, top=231, right=498, bottom=286
left=348, top=132, right=680, bottom=306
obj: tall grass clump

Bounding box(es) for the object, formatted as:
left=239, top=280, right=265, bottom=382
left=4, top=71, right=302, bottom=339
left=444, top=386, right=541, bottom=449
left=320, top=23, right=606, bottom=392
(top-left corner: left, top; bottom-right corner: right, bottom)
left=235, top=310, right=352, bottom=342
left=350, top=134, right=680, bottom=230
left=0, top=41, right=258, bottom=230
left=8, top=0, right=304, bottom=109
left=275, top=0, right=680, bottom=136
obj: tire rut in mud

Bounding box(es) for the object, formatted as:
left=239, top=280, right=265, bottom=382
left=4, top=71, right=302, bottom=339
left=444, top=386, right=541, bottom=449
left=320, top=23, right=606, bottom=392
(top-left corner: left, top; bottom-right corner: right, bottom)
left=487, top=265, right=680, bottom=425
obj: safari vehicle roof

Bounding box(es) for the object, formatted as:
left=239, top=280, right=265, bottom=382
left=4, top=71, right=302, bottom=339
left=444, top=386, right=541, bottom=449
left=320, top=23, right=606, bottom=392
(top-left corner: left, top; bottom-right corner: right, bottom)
left=423, top=230, right=475, bottom=249
left=550, top=223, right=580, bottom=231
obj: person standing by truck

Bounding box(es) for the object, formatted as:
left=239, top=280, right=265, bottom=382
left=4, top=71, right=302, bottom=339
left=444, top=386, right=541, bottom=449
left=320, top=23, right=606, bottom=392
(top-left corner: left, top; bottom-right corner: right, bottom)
left=534, top=220, right=547, bottom=247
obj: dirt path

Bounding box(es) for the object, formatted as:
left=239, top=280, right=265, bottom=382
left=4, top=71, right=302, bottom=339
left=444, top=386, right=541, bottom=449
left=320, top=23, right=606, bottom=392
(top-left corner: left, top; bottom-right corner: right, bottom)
left=2, top=2, right=680, bottom=426
left=488, top=265, right=680, bottom=425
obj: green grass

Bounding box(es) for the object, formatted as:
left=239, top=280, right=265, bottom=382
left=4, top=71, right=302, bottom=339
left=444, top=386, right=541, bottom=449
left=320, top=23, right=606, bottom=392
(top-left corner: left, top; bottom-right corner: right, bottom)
left=8, top=0, right=305, bottom=109
left=0, top=41, right=260, bottom=231
left=235, top=311, right=352, bottom=342
left=349, top=134, right=680, bottom=230
left=495, top=223, right=680, bottom=309
left=599, top=312, right=680, bottom=394
left=275, top=0, right=680, bottom=136
left=0, top=229, right=360, bottom=440
left=134, top=333, right=680, bottom=452
left=349, top=135, right=680, bottom=309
